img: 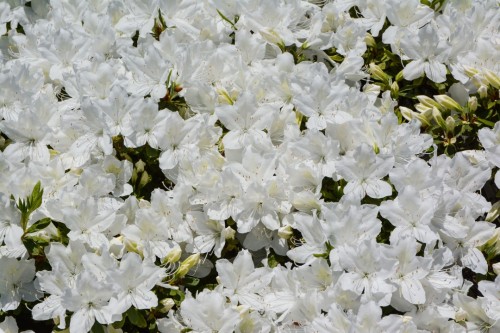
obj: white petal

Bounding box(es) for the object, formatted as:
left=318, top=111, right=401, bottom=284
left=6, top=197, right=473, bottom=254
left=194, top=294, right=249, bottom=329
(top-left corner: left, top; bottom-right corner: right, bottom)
left=462, top=247, right=488, bottom=275
left=364, top=179, right=392, bottom=199
left=70, top=308, right=95, bottom=333
left=403, top=60, right=424, bottom=81
left=401, top=279, right=426, bottom=305
left=424, top=60, right=447, bottom=83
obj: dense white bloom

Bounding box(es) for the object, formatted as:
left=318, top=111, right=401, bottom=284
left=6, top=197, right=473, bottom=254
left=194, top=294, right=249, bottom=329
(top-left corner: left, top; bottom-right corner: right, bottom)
left=0, top=0, right=498, bottom=331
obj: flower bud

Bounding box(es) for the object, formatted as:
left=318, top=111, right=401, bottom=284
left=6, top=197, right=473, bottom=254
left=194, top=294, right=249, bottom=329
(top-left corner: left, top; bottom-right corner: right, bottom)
left=135, top=160, right=146, bottom=173
left=278, top=225, right=293, bottom=239
left=432, top=107, right=446, bottom=129
left=400, top=106, right=414, bottom=122
left=159, top=298, right=175, bottom=313
left=139, top=170, right=150, bottom=188
left=483, top=69, right=500, bottom=89
left=417, top=95, right=441, bottom=109
left=365, top=33, right=376, bottom=48
left=163, top=247, right=182, bottom=264
left=463, top=65, right=478, bottom=77
left=124, top=239, right=142, bottom=256
left=390, top=81, right=399, bottom=96
left=468, top=96, right=478, bottom=112
left=455, top=309, right=467, bottom=322
left=493, top=262, right=500, bottom=276
left=395, top=70, right=404, bottom=82
left=363, top=83, right=381, bottom=95
left=445, top=116, right=455, bottom=134
left=369, top=63, right=390, bottom=83
left=175, top=253, right=201, bottom=278
left=223, top=226, right=236, bottom=240
left=486, top=201, right=500, bottom=223
left=434, top=95, right=463, bottom=111
left=480, top=228, right=500, bottom=260
left=478, top=85, right=488, bottom=99
left=415, top=103, right=432, bottom=114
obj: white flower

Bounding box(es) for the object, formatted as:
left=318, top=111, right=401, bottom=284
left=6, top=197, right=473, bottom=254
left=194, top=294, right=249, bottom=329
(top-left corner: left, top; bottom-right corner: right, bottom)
left=380, top=186, right=439, bottom=244
left=180, top=290, right=241, bottom=333
left=400, top=24, right=449, bottom=83
left=336, top=143, right=394, bottom=201
left=216, top=92, right=275, bottom=150
left=216, top=249, right=272, bottom=309
left=62, top=271, right=116, bottom=333
left=0, top=258, right=41, bottom=312
left=107, top=252, right=166, bottom=315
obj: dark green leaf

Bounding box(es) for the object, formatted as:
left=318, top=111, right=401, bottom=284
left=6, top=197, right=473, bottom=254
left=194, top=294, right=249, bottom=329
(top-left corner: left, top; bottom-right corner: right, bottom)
left=126, top=308, right=147, bottom=328
left=25, top=218, right=51, bottom=235
left=90, top=322, right=106, bottom=333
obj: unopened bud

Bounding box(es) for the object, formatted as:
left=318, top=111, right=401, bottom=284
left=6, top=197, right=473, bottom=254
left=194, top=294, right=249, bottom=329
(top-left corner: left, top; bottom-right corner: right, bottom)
left=390, top=81, right=399, bottom=96
left=434, top=95, right=463, bottom=111
left=369, top=63, right=390, bottom=83
left=480, top=228, right=500, bottom=261
left=445, top=116, right=455, bottom=134
left=483, top=69, right=500, bottom=89
left=159, top=298, right=175, bottom=313
left=395, top=70, right=404, bottom=82
left=365, top=33, right=376, bottom=48
left=124, top=239, right=141, bottom=256
left=415, top=103, right=432, bottom=114
left=417, top=95, right=441, bottom=109
left=135, top=160, right=146, bottom=173
left=478, top=85, right=488, bottom=99
left=175, top=253, right=200, bottom=278
left=432, top=107, right=446, bottom=129
left=278, top=225, right=293, bottom=239
left=139, top=170, right=150, bottom=188
left=223, top=226, right=236, bottom=240
left=486, top=201, right=500, bottom=223
left=467, top=96, right=477, bottom=112
left=163, top=247, right=182, bottom=264
left=493, top=262, right=500, bottom=276
left=463, top=65, right=478, bottom=77
left=455, top=309, right=467, bottom=322
left=400, top=106, right=415, bottom=122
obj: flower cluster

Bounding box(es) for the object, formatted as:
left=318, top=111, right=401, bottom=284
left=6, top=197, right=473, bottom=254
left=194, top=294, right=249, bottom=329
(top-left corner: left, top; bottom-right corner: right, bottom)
left=0, top=0, right=499, bottom=332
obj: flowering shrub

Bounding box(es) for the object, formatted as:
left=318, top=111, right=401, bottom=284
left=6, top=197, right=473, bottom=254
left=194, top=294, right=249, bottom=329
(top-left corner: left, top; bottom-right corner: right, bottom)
left=0, top=0, right=499, bottom=332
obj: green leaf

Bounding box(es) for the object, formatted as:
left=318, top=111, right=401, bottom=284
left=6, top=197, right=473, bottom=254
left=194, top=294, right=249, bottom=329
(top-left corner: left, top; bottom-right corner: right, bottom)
left=112, top=316, right=126, bottom=329
left=90, top=322, right=106, bottom=333
left=183, top=276, right=200, bottom=287
left=126, top=308, right=147, bottom=328
left=167, top=288, right=185, bottom=307
left=268, top=254, right=279, bottom=268
left=477, top=117, right=495, bottom=127
left=29, top=181, right=44, bottom=212
left=17, top=181, right=44, bottom=231
left=25, top=218, right=51, bottom=235
left=216, top=9, right=237, bottom=30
